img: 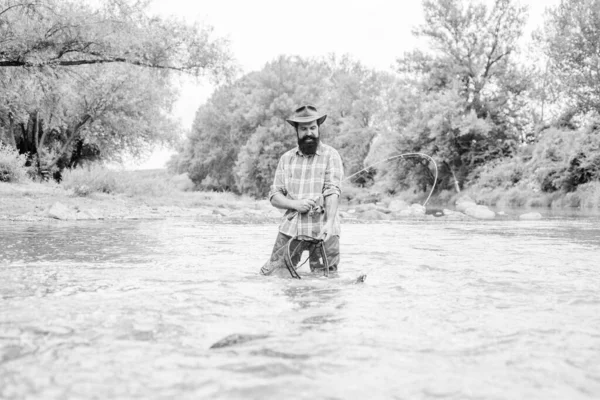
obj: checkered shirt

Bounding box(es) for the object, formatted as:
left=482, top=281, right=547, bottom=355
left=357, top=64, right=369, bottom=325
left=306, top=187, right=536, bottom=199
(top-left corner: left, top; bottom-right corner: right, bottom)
left=268, top=142, right=344, bottom=238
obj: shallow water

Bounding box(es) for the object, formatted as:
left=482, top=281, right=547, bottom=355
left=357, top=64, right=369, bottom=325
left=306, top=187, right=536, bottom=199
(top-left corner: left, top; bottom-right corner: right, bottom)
left=1, top=215, right=600, bottom=399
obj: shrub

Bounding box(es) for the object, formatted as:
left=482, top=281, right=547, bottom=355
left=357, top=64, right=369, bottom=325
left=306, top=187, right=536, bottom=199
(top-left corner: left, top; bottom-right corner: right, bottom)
left=171, top=173, right=195, bottom=192
left=573, top=181, right=600, bottom=208
left=61, top=165, right=118, bottom=196
left=468, top=157, right=524, bottom=190
left=61, top=166, right=190, bottom=198
left=528, top=126, right=600, bottom=192
left=0, top=143, right=29, bottom=183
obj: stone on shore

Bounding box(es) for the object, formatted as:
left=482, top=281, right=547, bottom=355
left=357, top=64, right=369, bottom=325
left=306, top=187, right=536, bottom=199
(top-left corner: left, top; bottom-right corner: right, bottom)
left=388, top=199, right=410, bottom=212
left=519, top=212, right=543, bottom=220
left=464, top=204, right=496, bottom=220
left=76, top=209, right=102, bottom=220
left=455, top=196, right=477, bottom=213
left=361, top=209, right=391, bottom=220
left=441, top=209, right=471, bottom=221
left=46, top=202, right=76, bottom=220
left=409, top=204, right=426, bottom=215
left=393, top=203, right=425, bottom=218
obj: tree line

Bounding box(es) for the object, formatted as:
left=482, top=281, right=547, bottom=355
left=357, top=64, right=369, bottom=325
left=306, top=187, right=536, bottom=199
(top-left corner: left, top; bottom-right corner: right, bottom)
left=2, top=0, right=600, bottom=200
left=169, top=0, right=600, bottom=200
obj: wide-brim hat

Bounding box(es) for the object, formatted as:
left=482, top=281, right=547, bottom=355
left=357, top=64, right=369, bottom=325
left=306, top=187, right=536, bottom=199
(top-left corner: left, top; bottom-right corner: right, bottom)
left=286, top=104, right=327, bottom=127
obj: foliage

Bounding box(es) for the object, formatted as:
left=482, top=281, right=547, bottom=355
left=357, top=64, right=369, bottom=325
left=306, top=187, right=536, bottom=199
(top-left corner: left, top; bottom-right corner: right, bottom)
left=0, top=142, right=28, bottom=182
left=0, top=0, right=233, bottom=178
left=0, top=0, right=233, bottom=76
left=61, top=165, right=118, bottom=195
left=467, top=155, right=525, bottom=190
left=61, top=166, right=188, bottom=197
left=530, top=125, right=600, bottom=192
left=322, top=55, right=398, bottom=183
left=469, top=123, right=600, bottom=195
left=165, top=0, right=600, bottom=204
left=173, top=54, right=396, bottom=197
left=383, top=0, right=529, bottom=193
left=540, top=0, right=600, bottom=114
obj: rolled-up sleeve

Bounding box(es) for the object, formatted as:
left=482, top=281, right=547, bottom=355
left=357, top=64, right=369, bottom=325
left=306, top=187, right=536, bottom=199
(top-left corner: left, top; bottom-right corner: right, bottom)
left=323, top=150, right=343, bottom=198
left=268, top=156, right=288, bottom=201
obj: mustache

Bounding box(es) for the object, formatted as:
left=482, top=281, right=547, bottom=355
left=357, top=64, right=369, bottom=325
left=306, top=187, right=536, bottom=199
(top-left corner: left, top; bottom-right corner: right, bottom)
left=300, top=135, right=317, bottom=143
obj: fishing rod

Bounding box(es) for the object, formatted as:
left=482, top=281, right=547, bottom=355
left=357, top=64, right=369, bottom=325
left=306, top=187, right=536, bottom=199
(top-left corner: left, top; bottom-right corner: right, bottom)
left=284, top=152, right=438, bottom=279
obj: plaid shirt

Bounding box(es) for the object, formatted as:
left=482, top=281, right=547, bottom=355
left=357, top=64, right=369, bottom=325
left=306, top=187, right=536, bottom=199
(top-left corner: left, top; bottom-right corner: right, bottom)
left=269, top=142, right=344, bottom=238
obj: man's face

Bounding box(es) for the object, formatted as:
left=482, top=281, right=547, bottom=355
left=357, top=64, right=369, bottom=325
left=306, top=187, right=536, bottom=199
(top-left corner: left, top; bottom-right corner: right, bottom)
left=297, top=120, right=320, bottom=155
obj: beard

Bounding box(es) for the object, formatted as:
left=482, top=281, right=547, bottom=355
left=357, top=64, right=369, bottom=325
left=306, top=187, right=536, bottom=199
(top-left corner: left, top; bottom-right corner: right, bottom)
left=298, top=135, right=320, bottom=155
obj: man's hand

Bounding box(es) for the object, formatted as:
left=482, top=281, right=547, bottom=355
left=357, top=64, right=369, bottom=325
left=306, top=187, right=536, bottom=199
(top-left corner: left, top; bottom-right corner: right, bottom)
left=294, top=198, right=316, bottom=214
left=318, top=222, right=334, bottom=242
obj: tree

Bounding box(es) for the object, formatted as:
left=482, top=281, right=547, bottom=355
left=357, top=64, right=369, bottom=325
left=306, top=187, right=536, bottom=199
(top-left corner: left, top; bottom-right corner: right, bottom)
left=175, top=54, right=399, bottom=197
left=386, top=0, right=529, bottom=192
left=0, top=0, right=233, bottom=75
left=540, top=0, right=600, bottom=115
left=323, top=54, right=397, bottom=186
left=0, top=0, right=233, bottom=177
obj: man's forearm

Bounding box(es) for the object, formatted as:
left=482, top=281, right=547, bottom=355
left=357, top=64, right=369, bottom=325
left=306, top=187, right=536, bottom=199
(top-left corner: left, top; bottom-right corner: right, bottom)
left=270, top=193, right=296, bottom=211
left=324, top=194, right=339, bottom=222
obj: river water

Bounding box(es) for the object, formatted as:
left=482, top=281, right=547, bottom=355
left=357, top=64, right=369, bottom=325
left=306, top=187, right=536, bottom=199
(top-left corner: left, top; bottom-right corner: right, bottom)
left=1, top=214, right=599, bottom=399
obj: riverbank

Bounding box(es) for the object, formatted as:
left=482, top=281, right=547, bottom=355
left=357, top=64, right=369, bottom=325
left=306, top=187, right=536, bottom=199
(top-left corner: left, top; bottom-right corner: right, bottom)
left=1, top=179, right=551, bottom=224
left=0, top=180, right=281, bottom=222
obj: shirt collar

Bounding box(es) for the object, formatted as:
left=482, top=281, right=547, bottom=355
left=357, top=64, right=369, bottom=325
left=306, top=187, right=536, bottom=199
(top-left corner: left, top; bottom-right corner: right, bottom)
left=295, top=142, right=323, bottom=157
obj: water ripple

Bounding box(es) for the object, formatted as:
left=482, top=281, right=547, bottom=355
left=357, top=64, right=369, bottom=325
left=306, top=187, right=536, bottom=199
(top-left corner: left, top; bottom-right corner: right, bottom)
left=0, top=219, right=599, bottom=399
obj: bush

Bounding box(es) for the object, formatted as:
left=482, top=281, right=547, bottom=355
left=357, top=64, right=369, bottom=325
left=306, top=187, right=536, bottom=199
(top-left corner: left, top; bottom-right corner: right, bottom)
left=61, top=165, right=117, bottom=196
left=0, top=143, right=29, bottom=183
left=171, top=173, right=195, bottom=192
left=61, top=166, right=190, bottom=197
left=571, top=181, right=600, bottom=208
left=469, top=157, right=524, bottom=190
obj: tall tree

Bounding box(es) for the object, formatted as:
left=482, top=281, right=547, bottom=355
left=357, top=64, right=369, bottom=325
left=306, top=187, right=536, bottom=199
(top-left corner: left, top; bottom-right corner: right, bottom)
left=180, top=55, right=329, bottom=194
left=386, top=0, right=529, bottom=192
left=540, top=0, right=600, bottom=115
left=175, top=54, right=398, bottom=197
left=323, top=54, right=397, bottom=186
left=0, top=0, right=233, bottom=176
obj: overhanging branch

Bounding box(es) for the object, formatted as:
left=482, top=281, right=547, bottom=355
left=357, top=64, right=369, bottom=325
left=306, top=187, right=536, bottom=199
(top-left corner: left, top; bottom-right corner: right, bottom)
left=0, top=58, right=207, bottom=74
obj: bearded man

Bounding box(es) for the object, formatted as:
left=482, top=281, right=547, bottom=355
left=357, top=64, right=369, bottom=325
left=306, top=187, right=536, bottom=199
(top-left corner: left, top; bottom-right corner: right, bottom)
left=260, top=105, right=344, bottom=278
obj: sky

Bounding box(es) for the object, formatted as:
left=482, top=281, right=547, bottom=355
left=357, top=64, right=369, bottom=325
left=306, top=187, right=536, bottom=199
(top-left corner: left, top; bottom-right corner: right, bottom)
left=133, top=0, right=559, bottom=169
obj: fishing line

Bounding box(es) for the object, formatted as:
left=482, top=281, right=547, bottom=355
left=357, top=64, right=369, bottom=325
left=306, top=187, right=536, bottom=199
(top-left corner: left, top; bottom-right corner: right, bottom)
left=283, top=153, right=438, bottom=279
left=343, top=152, right=438, bottom=207
left=341, top=152, right=439, bottom=280
left=284, top=236, right=329, bottom=279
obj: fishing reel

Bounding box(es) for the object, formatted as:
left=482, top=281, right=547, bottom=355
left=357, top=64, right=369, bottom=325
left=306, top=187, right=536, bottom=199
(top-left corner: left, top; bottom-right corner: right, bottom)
left=307, top=203, right=324, bottom=216
left=287, top=196, right=324, bottom=220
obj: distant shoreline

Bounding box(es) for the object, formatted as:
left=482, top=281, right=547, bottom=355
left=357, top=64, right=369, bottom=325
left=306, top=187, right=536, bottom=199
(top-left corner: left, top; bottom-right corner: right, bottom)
left=5, top=181, right=597, bottom=225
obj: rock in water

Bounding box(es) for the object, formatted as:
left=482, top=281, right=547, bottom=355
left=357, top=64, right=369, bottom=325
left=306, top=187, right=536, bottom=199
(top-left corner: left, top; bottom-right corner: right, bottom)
left=209, top=333, right=269, bottom=349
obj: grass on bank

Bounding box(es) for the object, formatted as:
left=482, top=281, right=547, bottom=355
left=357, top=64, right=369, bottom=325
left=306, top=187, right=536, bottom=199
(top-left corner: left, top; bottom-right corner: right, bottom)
left=60, top=165, right=256, bottom=209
